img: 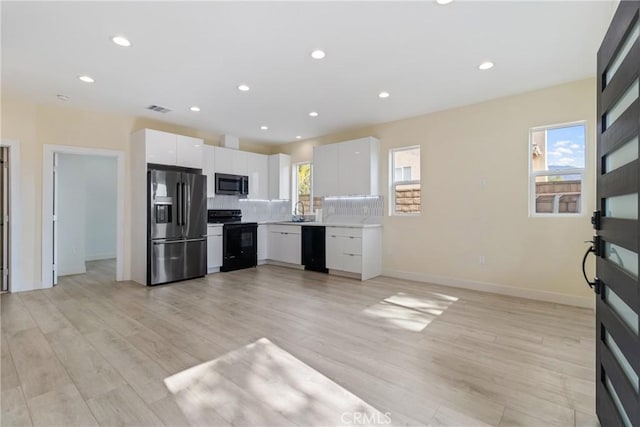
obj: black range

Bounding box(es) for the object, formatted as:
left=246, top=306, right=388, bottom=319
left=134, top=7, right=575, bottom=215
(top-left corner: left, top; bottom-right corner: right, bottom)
left=208, top=209, right=257, bottom=272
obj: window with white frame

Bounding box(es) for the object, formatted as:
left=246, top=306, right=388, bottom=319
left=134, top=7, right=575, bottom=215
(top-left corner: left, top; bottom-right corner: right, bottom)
left=529, top=122, right=586, bottom=215
left=292, top=162, right=320, bottom=214
left=390, top=146, right=421, bottom=215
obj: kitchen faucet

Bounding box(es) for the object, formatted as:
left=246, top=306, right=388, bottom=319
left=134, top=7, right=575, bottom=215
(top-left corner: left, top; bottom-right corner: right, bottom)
left=294, top=201, right=305, bottom=217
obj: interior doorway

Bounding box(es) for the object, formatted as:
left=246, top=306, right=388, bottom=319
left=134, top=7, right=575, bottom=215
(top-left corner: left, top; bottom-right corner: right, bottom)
left=0, top=140, right=21, bottom=293
left=56, top=153, right=118, bottom=281
left=42, top=145, right=125, bottom=287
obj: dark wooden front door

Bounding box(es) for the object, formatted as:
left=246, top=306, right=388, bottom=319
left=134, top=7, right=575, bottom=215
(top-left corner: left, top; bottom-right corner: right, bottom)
left=595, top=2, right=640, bottom=426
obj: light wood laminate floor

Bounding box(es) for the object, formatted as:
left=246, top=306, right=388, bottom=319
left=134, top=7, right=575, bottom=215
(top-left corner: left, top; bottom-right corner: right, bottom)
left=1, top=260, right=598, bottom=426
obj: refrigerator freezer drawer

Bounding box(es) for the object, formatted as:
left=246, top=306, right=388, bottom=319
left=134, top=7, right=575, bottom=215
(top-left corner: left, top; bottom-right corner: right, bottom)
left=149, top=238, right=206, bottom=285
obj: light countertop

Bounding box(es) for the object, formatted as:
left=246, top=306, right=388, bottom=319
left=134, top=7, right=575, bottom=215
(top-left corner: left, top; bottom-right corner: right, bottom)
left=264, top=221, right=382, bottom=229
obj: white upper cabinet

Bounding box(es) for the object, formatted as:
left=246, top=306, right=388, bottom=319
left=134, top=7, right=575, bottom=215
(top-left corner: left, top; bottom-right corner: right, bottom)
left=213, top=146, right=234, bottom=174
left=176, top=135, right=204, bottom=169
left=247, top=152, right=269, bottom=200
left=338, top=137, right=377, bottom=196
left=269, top=154, right=291, bottom=200
left=214, top=146, right=248, bottom=176
left=313, top=143, right=339, bottom=197
left=203, top=145, right=216, bottom=198
left=145, top=129, right=178, bottom=166
left=142, top=129, right=204, bottom=169
left=313, top=137, right=379, bottom=197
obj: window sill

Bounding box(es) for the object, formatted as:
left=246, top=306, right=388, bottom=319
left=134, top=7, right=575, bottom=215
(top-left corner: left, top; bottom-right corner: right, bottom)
left=529, top=213, right=586, bottom=218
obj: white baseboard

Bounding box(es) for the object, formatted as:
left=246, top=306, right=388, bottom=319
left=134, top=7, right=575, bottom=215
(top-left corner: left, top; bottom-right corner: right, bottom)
left=85, top=253, right=116, bottom=262
left=11, top=282, right=49, bottom=293
left=265, top=260, right=305, bottom=270
left=383, top=269, right=594, bottom=309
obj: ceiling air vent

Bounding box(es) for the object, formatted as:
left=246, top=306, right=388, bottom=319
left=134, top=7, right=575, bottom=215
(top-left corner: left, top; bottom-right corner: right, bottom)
left=147, top=105, right=171, bottom=114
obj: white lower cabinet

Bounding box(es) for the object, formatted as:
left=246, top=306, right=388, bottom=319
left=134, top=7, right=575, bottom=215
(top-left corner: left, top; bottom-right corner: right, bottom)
left=207, top=225, right=223, bottom=273
left=258, top=224, right=269, bottom=263
left=268, top=225, right=301, bottom=265
left=325, top=226, right=382, bottom=280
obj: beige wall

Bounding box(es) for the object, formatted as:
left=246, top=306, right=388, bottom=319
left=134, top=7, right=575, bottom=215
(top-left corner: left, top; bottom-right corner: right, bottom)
left=0, top=98, right=269, bottom=290
left=274, top=78, right=596, bottom=301
left=2, top=78, right=596, bottom=301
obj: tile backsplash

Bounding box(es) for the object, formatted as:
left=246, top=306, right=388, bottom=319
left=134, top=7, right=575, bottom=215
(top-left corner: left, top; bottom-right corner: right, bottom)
left=207, top=195, right=383, bottom=224
left=207, top=196, right=291, bottom=222
left=322, top=196, right=383, bottom=224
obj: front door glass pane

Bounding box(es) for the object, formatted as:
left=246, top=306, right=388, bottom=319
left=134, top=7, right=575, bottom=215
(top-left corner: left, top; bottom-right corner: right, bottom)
left=605, top=330, right=639, bottom=392
left=605, top=374, right=633, bottom=427
left=605, top=242, right=638, bottom=277
left=605, top=21, right=640, bottom=85
left=605, top=79, right=639, bottom=129
left=605, top=137, right=638, bottom=173
left=604, top=286, right=639, bottom=335
left=605, top=193, right=638, bottom=219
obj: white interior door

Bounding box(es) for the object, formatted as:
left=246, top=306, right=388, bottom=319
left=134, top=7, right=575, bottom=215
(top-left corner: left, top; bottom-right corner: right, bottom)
left=52, top=152, right=58, bottom=285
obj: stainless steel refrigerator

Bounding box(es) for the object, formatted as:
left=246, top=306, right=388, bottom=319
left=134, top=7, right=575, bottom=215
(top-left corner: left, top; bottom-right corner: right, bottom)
left=148, top=167, right=206, bottom=285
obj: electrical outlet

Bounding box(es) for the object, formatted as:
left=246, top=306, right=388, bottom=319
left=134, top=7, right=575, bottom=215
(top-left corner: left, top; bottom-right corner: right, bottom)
left=479, top=255, right=486, bottom=265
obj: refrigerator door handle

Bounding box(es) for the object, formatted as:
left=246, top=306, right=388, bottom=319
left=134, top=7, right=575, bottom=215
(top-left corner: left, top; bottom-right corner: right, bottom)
left=176, top=182, right=182, bottom=226
left=182, top=182, right=187, bottom=226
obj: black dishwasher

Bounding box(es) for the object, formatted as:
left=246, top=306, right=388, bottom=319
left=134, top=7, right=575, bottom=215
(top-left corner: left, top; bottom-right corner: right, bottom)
left=302, top=226, right=328, bottom=273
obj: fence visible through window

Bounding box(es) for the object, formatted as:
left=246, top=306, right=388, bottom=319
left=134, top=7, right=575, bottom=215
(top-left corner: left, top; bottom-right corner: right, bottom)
left=530, top=123, right=585, bottom=215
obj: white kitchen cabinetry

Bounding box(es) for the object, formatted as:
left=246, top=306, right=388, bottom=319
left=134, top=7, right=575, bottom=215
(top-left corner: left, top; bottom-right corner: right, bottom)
left=203, top=145, right=216, bottom=198
left=247, top=153, right=269, bottom=200
left=313, top=143, right=339, bottom=197
left=176, top=135, right=205, bottom=169
left=325, top=226, right=382, bottom=280
left=214, top=146, right=248, bottom=176
left=206, top=225, right=223, bottom=273
left=142, top=129, right=204, bottom=169
left=313, top=137, right=379, bottom=197
left=268, top=224, right=301, bottom=265
left=269, top=154, right=291, bottom=200
left=257, top=224, right=269, bottom=263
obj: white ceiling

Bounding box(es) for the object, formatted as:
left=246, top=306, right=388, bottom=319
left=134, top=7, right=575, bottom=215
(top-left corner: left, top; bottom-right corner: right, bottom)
left=1, top=1, right=614, bottom=144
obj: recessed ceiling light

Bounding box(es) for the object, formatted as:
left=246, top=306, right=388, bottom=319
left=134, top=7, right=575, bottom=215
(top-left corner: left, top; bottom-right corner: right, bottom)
left=111, top=36, right=131, bottom=47
left=436, top=0, right=453, bottom=4
left=78, top=75, right=95, bottom=83
left=260, top=125, right=269, bottom=130
left=311, top=50, right=326, bottom=60
left=296, top=136, right=302, bottom=139
left=478, top=61, right=494, bottom=71
left=309, top=111, right=319, bottom=117
left=237, top=84, right=250, bottom=92
left=190, top=106, right=200, bottom=112
left=378, top=91, right=390, bottom=99
left=56, top=94, right=70, bottom=101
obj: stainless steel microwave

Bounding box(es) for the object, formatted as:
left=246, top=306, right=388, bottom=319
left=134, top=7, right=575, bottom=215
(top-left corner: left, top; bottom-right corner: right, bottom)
left=215, top=173, right=249, bottom=196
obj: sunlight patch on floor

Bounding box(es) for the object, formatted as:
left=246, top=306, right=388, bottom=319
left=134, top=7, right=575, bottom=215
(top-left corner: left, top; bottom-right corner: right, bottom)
left=362, top=292, right=457, bottom=332
left=164, top=338, right=387, bottom=426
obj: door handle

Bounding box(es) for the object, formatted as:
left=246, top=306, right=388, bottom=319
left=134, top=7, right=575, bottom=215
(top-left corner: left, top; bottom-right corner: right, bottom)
left=181, top=183, right=187, bottom=226
left=582, top=242, right=600, bottom=294
left=176, top=183, right=182, bottom=225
